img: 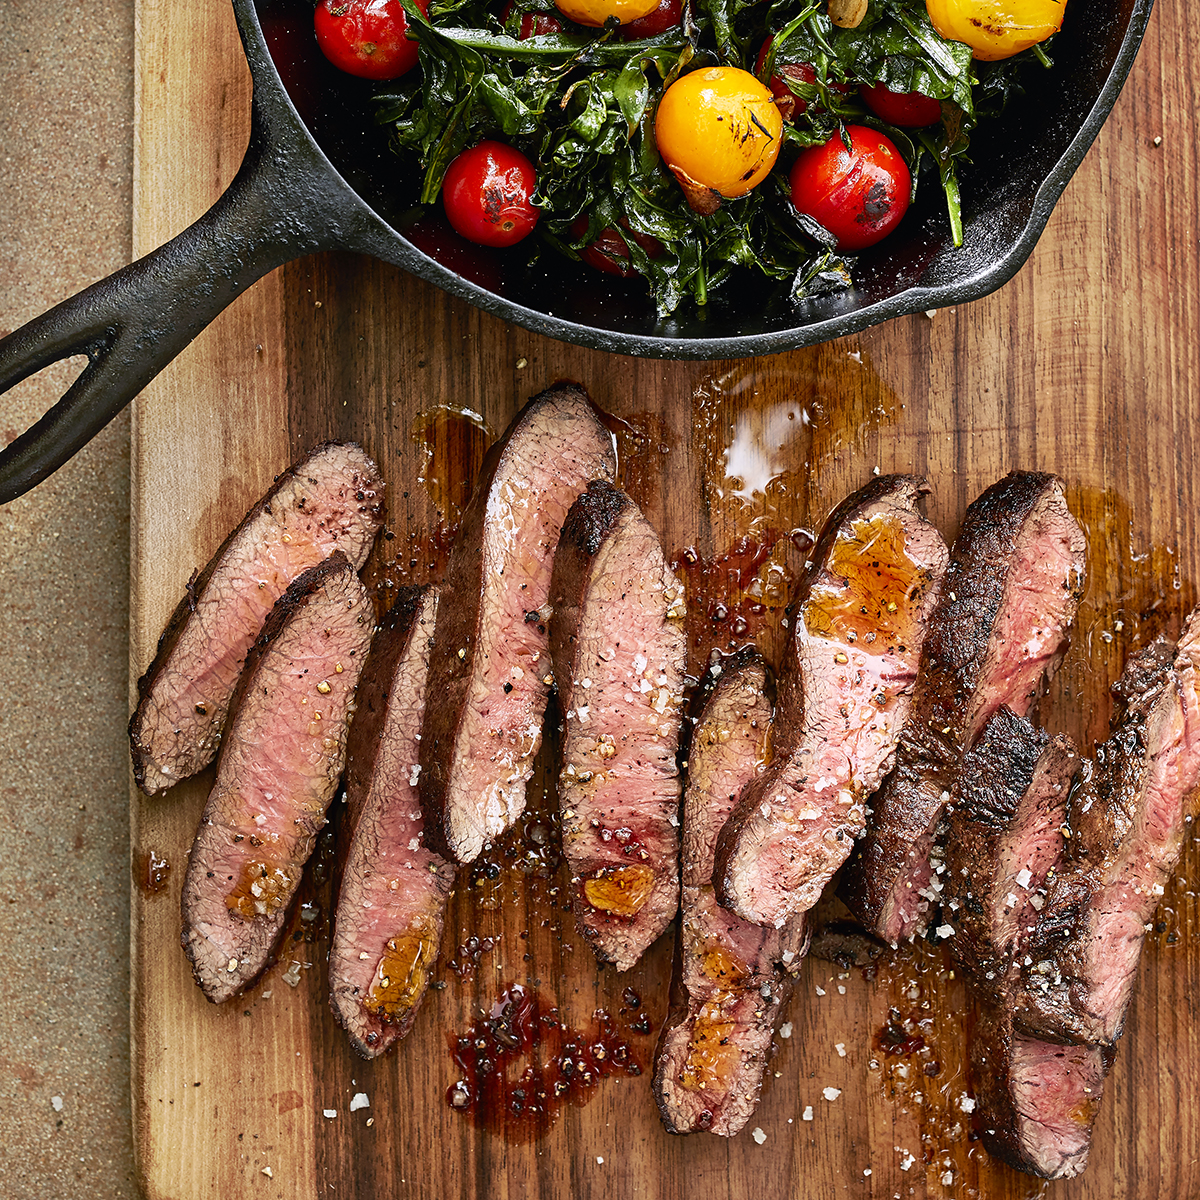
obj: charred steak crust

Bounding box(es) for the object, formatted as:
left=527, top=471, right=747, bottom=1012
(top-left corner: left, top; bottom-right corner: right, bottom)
left=419, top=384, right=617, bottom=864
left=1014, top=613, right=1200, bottom=1047
left=550, top=480, right=686, bottom=973
left=130, top=442, right=384, bottom=796
left=330, top=586, right=455, bottom=1058
left=654, top=651, right=809, bottom=1137
left=843, top=471, right=1086, bottom=944
left=943, top=706, right=1076, bottom=982
left=181, top=552, right=373, bottom=1004
left=713, top=474, right=949, bottom=929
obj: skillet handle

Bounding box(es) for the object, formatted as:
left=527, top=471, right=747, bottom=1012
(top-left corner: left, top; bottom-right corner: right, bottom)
left=0, top=115, right=333, bottom=506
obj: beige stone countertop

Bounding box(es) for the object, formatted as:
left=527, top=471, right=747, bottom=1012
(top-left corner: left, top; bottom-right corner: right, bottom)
left=0, top=4, right=138, bottom=1196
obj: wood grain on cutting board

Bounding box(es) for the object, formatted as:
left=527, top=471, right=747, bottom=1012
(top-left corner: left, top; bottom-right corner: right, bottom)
left=130, top=1, right=1200, bottom=1197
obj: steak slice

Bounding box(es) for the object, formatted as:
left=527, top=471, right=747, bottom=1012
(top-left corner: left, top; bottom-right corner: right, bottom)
left=941, top=706, right=1093, bottom=1177
left=330, top=586, right=455, bottom=1058
left=549, top=480, right=686, bottom=972
left=130, top=442, right=384, bottom=795
left=1015, top=611, right=1200, bottom=1046
left=654, top=650, right=809, bottom=1136
left=971, top=1003, right=1110, bottom=1180
left=181, top=553, right=373, bottom=1003
left=943, top=706, right=1078, bottom=982
left=713, top=475, right=949, bottom=929
left=843, top=472, right=1086, bottom=945
left=420, top=384, right=616, bottom=864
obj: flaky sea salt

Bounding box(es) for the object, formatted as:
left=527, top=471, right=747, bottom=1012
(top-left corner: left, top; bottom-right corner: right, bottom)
left=959, top=1095, right=976, bottom=1113
left=779, top=1022, right=793, bottom=1039
left=350, top=1093, right=370, bottom=1112
left=323, top=1109, right=337, bottom=1119
left=802, top=1106, right=814, bottom=1121
left=823, top=1087, right=841, bottom=1101
left=752, top=1128, right=767, bottom=1145
left=1015, top=868, right=1033, bottom=889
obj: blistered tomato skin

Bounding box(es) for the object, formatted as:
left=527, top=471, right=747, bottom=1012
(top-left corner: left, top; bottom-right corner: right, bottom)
left=314, top=0, right=428, bottom=80
left=619, top=0, right=682, bottom=38
left=860, top=82, right=943, bottom=127
left=925, top=0, right=1066, bottom=59
left=655, top=68, right=784, bottom=208
left=555, top=0, right=661, bottom=27
left=442, top=142, right=540, bottom=248
left=788, top=126, right=911, bottom=252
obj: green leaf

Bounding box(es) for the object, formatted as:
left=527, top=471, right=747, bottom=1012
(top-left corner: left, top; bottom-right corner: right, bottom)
left=614, top=59, right=652, bottom=136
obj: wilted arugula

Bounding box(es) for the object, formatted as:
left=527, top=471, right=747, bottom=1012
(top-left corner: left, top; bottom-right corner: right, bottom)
left=374, top=0, right=1046, bottom=316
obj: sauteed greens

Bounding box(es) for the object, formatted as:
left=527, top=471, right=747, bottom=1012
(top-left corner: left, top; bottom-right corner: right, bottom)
left=374, top=0, right=1048, bottom=315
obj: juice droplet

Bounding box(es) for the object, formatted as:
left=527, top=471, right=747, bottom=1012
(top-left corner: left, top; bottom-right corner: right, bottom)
left=226, top=860, right=296, bottom=919
left=697, top=938, right=749, bottom=986
left=411, top=405, right=492, bottom=525
left=134, top=849, right=171, bottom=897
left=583, top=864, right=655, bottom=916
left=366, top=918, right=439, bottom=1020
left=680, top=1002, right=740, bottom=1092
left=804, top=514, right=933, bottom=646
left=447, top=983, right=646, bottom=1141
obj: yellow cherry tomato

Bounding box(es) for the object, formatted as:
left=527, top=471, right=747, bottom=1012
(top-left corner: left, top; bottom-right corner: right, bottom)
left=925, top=0, right=1066, bottom=60
left=654, top=67, right=783, bottom=207
left=554, top=0, right=661, bottom=27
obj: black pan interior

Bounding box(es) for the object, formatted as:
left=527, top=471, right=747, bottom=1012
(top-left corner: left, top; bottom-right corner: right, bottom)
left=252, top=0, right=1143, bottom=351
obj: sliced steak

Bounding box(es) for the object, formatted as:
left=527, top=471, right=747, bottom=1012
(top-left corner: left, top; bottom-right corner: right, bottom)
left=654, top=650, right=809, bottom=1136
left=420, top=385, right=616, bottom=864
left=713, top=475, right=949, bottom=929
left=130, top=443, right=384, bottom=795
left=971, top=1002, right=1110, bottom=1180
left=940, top=705, right=1093, bottom=1177
left=549, top=480, right=686, bottom=972
left=1015, top=611, right=1200, bottom=1046
left=181, top=553, right=373, bottom=1003
left=843, top=472, right=1086, bottom=945
left=330, top=586, right=456, bottom=1058
left=943, top=705, right=1078, bottom=982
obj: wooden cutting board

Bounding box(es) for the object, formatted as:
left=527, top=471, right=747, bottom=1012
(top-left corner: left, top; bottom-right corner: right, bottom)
left=129, top=1, right=1200, bottom=1197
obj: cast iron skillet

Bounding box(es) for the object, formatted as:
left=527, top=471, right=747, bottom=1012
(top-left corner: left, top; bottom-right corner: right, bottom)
left=0, top=0, right=1153, bottom=504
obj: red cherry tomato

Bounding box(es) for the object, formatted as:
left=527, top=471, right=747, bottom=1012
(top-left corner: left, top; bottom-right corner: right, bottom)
left=860, top=82, right=943, bottom=127
left=569, top=216, right=664, bottom=277
left=788, top=125, right=911, bottom=251
left=501, top=2, right=565, bottom=38
left=314, top=0, right=427, bottom=80
left=754, top=38, right=849, bottom=121
left=619, top=0, right=682, bottom=39
left=442, top=142, right=540, bottom=248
